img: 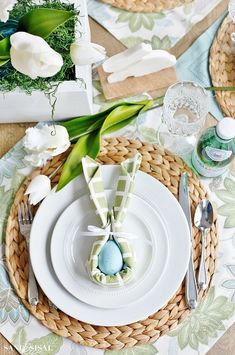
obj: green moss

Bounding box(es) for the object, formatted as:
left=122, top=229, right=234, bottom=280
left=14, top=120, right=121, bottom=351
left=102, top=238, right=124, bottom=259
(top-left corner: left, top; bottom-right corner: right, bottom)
left=0, top=0, right=78, bottom=95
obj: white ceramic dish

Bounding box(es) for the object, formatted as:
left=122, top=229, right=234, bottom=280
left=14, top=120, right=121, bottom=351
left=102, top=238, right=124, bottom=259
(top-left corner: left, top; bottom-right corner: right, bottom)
left=30, top=165, right=190, bottom=326
left=50, top=190, right=168, bottom=308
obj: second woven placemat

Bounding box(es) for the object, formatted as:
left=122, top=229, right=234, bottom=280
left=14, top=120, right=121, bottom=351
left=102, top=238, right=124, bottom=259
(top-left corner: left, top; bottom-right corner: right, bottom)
left=100, top=0, right=192, bottom=13
left=5, top=137, right=218, bottom=350
left=210, top=16, right=235, bottom=118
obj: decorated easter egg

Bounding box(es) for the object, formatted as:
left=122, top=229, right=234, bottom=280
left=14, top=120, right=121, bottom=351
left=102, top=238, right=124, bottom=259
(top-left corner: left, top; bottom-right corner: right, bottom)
left=98, top=240, right=123, bottom=275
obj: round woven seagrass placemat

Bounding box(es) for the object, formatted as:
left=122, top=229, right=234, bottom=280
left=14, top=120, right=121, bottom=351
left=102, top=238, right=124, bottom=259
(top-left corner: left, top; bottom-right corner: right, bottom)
left=5, top=137, right=218, bottom=350
left=210, top=16, right=235, bottom=118
left=100, top=0, right=192, bottom=13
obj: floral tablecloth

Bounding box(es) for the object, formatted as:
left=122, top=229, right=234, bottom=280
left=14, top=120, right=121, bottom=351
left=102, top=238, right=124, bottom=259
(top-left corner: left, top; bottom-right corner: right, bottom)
left=1, top=1, right=235, bottom=354
left=88, top=0, right=222, bottom=49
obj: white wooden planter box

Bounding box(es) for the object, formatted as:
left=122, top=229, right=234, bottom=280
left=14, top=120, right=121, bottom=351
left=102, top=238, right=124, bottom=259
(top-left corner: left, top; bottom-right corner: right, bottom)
left=0, top=0, right=93, bottom=123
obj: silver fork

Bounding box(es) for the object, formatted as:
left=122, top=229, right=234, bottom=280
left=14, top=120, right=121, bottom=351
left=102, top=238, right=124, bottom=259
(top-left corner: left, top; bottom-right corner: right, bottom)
left=18, top=202, right=39, bottom=306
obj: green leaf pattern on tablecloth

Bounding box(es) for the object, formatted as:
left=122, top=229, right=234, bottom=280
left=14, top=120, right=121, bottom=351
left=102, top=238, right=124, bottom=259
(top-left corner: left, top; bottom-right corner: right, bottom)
left=222, top=265, right=235, bottom=302
left=0, top=264, right=30, bottom=324
left=0, top=186, right=14, bottom=244
left=25, top=333, right=63, bottom=355
left=169, top=287, right=235, bottom=350
left=151, top=35, right=171, bottom=49
left=88, top=0, right=222, bottom=53
left=138, top=127, right=158, bottom=143
left=114, top=9, right=165, bottom=33
left=0, top=141, right=26, bottom=184
left=12, top=327, right=27, bottom=351
left=0, top=170, right=25, bottom=244
left=120, top=35, right=172, bottom=50
left=105, top=344, right=158, bottom=355
left=12, top=327, right=63, bottom=355
left=215, top=178, right=235, bottom=228
left=0, top=168, right=29, bottom=325
left=120, top=36, right=144, bottom=48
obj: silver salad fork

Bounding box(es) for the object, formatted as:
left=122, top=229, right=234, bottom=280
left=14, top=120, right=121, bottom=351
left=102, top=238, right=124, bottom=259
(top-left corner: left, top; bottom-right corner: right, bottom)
left=18, top=202, right=39, bottom=306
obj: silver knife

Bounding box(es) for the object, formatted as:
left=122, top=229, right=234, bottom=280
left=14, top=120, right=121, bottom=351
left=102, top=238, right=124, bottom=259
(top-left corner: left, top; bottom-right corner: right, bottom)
left=179, top=172, right=198, bottom=309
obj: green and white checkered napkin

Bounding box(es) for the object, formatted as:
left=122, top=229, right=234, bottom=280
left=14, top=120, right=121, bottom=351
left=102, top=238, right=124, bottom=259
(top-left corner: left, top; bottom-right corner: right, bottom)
left=82, top=153, right=142, bottom=286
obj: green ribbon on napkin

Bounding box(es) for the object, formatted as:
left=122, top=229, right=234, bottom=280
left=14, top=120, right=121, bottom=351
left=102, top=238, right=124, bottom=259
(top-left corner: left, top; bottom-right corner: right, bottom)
left=82, top=153, right=142, bottom=286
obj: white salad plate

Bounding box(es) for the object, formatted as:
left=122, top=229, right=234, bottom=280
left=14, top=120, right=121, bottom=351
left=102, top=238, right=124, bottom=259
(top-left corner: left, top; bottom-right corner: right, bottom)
left=50, top=191, right=168, bottom=309
left=30, top=165, right=191, bottom=326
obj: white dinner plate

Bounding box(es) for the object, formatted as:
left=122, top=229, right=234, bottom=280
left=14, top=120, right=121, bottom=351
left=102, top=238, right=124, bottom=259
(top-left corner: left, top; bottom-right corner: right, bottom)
left=30, top=165, right=190, bottom=326
left=50, top=190, right=168, bottom=308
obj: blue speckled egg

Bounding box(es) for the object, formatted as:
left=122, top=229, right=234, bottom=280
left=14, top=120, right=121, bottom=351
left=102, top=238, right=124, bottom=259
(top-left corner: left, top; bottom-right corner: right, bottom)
left=98, top=240, right=123, bottom=275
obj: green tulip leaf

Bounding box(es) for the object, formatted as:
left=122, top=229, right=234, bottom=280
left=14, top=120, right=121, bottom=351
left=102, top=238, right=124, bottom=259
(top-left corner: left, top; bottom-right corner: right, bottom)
left=86, top=104, right=145, bottom=169
left=0, top=59, right=9, bottom=66
left=57, top=131, right=100, bottom=191
left=62, top=116, right=105, bottom=142
left=57, top=99, right=155, bottom=190
left=0, top=37, right=10, bottom=65
left=58, top=107, right=142, bottom=190
left=18, top=8, right=75, bottom=38
left=61, top=100, right=142, bottom=141
left=101, top=104, right=143, bottom=132
left=104, top=115, right=137, bottom=135
left=61, top=109, right=113, bottom=142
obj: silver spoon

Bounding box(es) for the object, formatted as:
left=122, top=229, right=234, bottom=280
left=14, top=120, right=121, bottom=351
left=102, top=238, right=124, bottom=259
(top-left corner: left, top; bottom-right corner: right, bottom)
left=194, top=200, right=214, bottom=290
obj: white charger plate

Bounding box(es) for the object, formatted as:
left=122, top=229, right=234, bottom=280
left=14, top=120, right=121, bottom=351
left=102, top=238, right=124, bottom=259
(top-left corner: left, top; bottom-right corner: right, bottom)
left=50, top=190, right=169, bottom=308
left=30, top=165, right=190, bottom=326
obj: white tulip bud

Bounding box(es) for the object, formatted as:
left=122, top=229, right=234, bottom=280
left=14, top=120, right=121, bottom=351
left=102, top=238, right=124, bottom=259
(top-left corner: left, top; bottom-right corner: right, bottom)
left=70, top=40, right=106, bottom=66
left=0, top=0, right=17, bottom=23
left=25, top=175, right=51, bottom=205
left=10, top=32, right=63, bottom=79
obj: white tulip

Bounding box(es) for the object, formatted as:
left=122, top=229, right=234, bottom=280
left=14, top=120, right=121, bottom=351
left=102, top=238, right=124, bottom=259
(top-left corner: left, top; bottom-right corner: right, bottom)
left=70, top=40, right=106, bottom=66
left=0, top=0, right=17, bottom=23
left=24, top=125, right=70, bottom=155
left=43, top=125, right=71, bottom=156
left=25, top=175, right=51, bottom=205
left=10, top=32, right=63, bottom=79
left=23, top=125, right=70, bottom=167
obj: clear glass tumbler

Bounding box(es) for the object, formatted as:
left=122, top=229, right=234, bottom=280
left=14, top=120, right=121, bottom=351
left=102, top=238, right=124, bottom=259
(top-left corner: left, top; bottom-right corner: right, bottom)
left=158, top=81, right=209, bottom=156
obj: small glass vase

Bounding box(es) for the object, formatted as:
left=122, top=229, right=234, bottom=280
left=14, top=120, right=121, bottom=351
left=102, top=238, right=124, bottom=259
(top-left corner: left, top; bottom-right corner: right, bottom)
left=158, top=81, right=209, bottom=156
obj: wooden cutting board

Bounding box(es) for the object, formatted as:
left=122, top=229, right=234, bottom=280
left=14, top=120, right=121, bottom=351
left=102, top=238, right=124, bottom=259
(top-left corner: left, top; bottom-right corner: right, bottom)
left=97, top=65, right=177, bottom=100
